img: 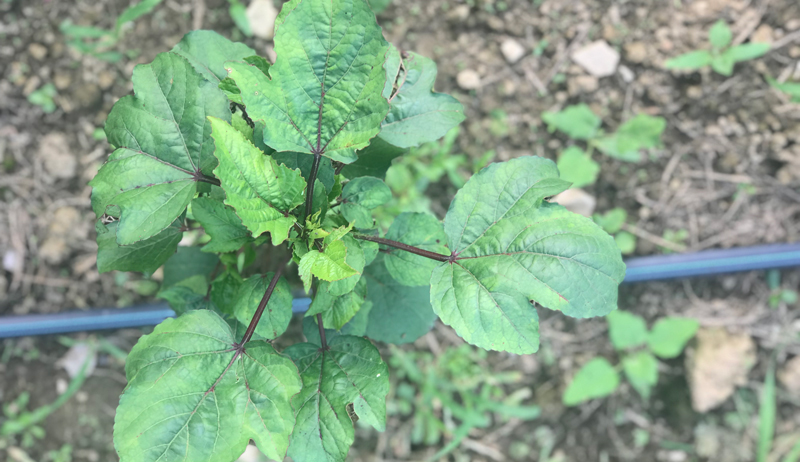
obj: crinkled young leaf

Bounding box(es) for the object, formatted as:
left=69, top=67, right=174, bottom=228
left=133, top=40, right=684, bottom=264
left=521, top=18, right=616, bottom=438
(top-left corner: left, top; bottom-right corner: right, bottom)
left=340, top=177, right=392, bottom=228
left=162, top=246, right=220, bottom=288
left=431, top=156, right=626, bottom=354
left=225, top=0, right=390, bottom=163
left=286, top=336, right=389, bottom=462
left=209, top=117, right=306, bottom=245
left=606, top=310, right=648, bottom=351
left=298, top=240, right=359, bottom=293
left=327, top=235, right=366, bottom=296
left=383, top=212, right=448, bottom=286
left=192, top=197, right=253, bottom=253
left=380, top=47, right=465, bottom=148
left=90, top=52, right=230, bottom=244
left=95, top=219, right=182, bottom=274
left=171, top=30, right=256, bottom=82
left=364, top=254, right=436, bottom=344
left=220, top=56, right=272, bottom=104
left=306, top=277, right=367, bottom=330
left=562, top=357, right=619, bottom=406
left=231, top=273, right=293, bottom=340
left=114, top=310, right=302, bottom=462
left=622, top=351, right=659, bottom=400
left=342, top=137, right=407, bottom=179
left=272, top=151, right=336, bottom=194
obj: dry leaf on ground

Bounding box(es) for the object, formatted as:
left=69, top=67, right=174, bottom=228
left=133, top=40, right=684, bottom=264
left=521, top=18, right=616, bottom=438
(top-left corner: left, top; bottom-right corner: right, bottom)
left=686, top=328, right=756, bottom=412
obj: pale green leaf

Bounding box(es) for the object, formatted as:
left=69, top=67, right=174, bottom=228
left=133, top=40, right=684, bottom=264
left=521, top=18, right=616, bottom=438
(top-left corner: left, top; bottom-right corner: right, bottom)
left=306, top=277, right=367, bottom=330
left=541, top=104, right=601, bottom=140
left=709, top=20, right=732, bottom=49
left=431, top=156, right=625, bottom=354
left=364, top=255, right=436, bottom=344
left=383, top=212, right=448, bottom=286
left=225, top=0, right=390, bottom=163
left=664, top=50, right=713, bottom=70
left=556, top=146, right=599, bottom=188
left=232, top=273, right=293, bottom=340
left=209, top=117, right=306, bottom=246
left=114, top=310, right=302, bottom=462
left=298, top=240, right=359, bottom=292
left=90, top=52, right=230, bottom=244
left=648, top=317, right=699, bottom=359
left=622, top=351, right=659, bottom=400
left=95, top=219, right=182, bottom=274
left=172, top=30, right=256, bottom=82
left=727, top=42, right=771, bottom=63
left=380, top=48, right=465, bottom=148
left=272, top=151, right=335, bottom=194
left=286, top=336, right=389, bottom=462
left=593, top=208, right=627, bottom=234
left=615, top=231, right=636, bottom=255
left=606, top=310, right=648, bottom=350
left=563, top=357, right=620, bottom=406
left=327, top=235, right=366, bottom=296
left=767, top=76, right=800, bottom=102
left=711, top=53, right=735, bottom=76
left=192, top=197, right=253, bottom=253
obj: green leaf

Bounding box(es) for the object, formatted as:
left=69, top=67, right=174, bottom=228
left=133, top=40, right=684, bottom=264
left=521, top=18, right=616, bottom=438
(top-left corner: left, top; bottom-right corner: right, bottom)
left=306, top=277, right=367, bottom=330
left=115, top=0, right=163, bottom=30
left=220, top=57, right=272, bottom=104
left=298, top=240, right=359, bottom=292
left=225, top=0, right=390, bottom=163
left=162, top=246, right=220, bottom=288
left=342, top=137, right=407, bottom=179
left=595, top=114, right=665, bottom=162
left=541, top=104, right=601, bottom=141
left=615, top=231, right=636, bottom=255
left=563, top=357, right=620, bottom=406
left=341, top=177, right=392, bottom=228
left=664, top=50, right=713, bottom=70
left=757, top=361, right=776, bottom=462
left=380, top=48, right=465, bottom=148
left=95, top=219, right=182, bottom=274
left=383, top=212, right=448, bottom=286
left=90, top=52, right=230, bottom=244
left=192, top=197, right=253, bottom=253
left=272, top=151, right=335, bottom=194
left=114, top=310, right=302, bottom=462
left=556, top=146, right=599, bottom=188
left=606, top=310, right=648, bottom=350
left=172, top=30, right=256, bottom=82
left=431, top=156, right=625, bottom=354
left=767, top=76, right=800, bottom=102
left=209, top=117, right=306, bottom=246
left=727, top=42, right=771, bottom=63
left=327, top=235, right=366, bottom=296
left=364, top=255, right=436, bottom=344
left=232, top=273, right=293, bottom=339
left=157, top=284, right=214, bottom=315
left=593, top=208, right=628, bottom=234
left=286, top=336, right=389, bottom=462
left=711, top=53, right=735, bottom=76
left=708, top=20, right=732, bottom=49
left=210, top=269, right=243, bottom=315
left=296, top=179, right=329, bottom=223
left=302, top=301, right=373, bottom=345
left=622, top=351, right=659, bottom=400
left=368, top=0, right=392, bottom=13
left=228, top=0, right=252, bottom=37
left=647, top=317, right=699, bottom=359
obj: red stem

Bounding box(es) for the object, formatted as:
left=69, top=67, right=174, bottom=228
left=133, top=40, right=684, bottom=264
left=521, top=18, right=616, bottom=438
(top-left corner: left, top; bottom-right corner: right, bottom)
left=316, top=313, right=328, bottom=350
left=353, top=234, right=452, bottom=262
left=239, top=255, right=291, bottom=345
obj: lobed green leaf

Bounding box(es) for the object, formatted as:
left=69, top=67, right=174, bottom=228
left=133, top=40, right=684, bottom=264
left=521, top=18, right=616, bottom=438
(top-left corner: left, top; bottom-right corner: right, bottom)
left=231, top=273, right=294, bottom=339
left=383, top=212, right=448, bottom=286
left=96, top=219, right=182, bottom=274
left=563, top=357, right=620, bottom=406
left=192, top=197, right=253, bottom=253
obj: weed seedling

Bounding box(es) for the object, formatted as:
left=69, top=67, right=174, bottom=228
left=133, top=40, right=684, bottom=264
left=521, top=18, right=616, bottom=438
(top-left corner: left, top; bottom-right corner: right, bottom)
left=665, top=20, right=770, bottom=76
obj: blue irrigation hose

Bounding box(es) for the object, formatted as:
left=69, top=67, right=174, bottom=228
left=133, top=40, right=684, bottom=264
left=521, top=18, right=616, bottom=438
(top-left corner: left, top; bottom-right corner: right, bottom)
left=1, top=243, right=799, bottom=339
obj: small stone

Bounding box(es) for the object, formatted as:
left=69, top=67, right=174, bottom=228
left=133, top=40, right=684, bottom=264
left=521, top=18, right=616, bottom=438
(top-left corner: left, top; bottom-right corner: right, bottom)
left=71, top=83, right=101, bottom=109
left=751, top=24, right=773, bottom=44
left=53, top=71, right=72, bottom=90
left=624, top=41, right=648, bottom=64
left=3, top=250, right=17, bottom=272
left=457, top=69, right=481, bottom=90
left=618, top=65, right=635, bottom=83
left=38, top=132, right=77, bottom=179
left=28, top=43, right=47, bottom=60
left=448, top=5, right=470, bottom=21
left=687, top=328, right=756, bottom=412
left=686, top=86, right=703, bottom=99
left=571, top=40, right=620, bottom=77
left=787, top=19, right=800, bottom=31
left=97, top=70, right=115, bottom=90
left=246, top=0, right=278, bottom=40
left=500, top=39, right=526, bottom=64
left=567, top=75, right=599, bottom=94
left=553, top=189, right=596, bottom=217
left=486, top=16, right=504, bottom=32
left=39, top=237, right=69, bottom=264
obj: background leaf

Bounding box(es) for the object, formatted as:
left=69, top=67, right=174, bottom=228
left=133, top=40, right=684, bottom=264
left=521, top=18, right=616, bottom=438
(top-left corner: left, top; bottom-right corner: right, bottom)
left=606, top=310, right=648, bottom=350
left=192, top=197, right=253, bottom=253
left=563, top=357, right=620, bottom=406
left=306, top=278, right=368, bottom=330
left=648, top=317, right=700, bottom=359
left=541, top=104, right=601, bottom=140
left=622, top=351, right=659, bottom=400
left=556, top=146, right=599, bottom=188
left=664, top=50, right=713, bottom=70
left=162, top=246, right=219, bottom=288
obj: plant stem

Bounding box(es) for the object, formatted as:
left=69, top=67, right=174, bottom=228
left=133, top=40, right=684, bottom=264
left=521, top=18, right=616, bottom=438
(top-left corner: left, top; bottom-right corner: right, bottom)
left=196, top=174, right=221, bottom=187
left=316, top=313, right=328, bottom=350
left=301, top=153, right=322, bottom=228
left=353, top=234, right=451, bottom=262
left=240, top=254, right=291, bottom=345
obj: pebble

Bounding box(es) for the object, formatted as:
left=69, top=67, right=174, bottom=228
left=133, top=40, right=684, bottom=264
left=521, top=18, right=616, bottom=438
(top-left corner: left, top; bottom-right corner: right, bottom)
left=571, top=40, right=620, bottom=77
left=618, top=65, right=635, bottom=83
left=246, top=0, right=278, bottom=40
left=53, top=71, right=72, bottom=90
left=448, top=5, right=470, bottom=21
left=28, top=43, right=47, bottom=60
left=567, top=75, right=599, bottom=94
left=553, top=189, right=596, bottom=217
left=500, top=39, right=526, bottom=64
left=751, top=24, right=773, bottom=44
left=457, top=69, right=481, bottom=90
left=97, top=70, right=115, bottom=90
left=624, top=41, right=648, bottom=64
left=38, top=132, right=77, bottom=179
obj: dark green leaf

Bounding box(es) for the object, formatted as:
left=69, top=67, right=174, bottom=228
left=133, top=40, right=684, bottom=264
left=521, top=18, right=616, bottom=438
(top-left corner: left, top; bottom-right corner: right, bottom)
left=232, top=273, right=293, bottom=340
left=210, top=269, right=243, bottom=315
left=272, top=151, right=335, bottom=194
left=342, top=137, right=407, bottom=179
left=286, top=336, right=389, bottom=462
left=162, top=246, right=220, bottom=288
left=157, top=284, right=214, bottom=315
left=383, top=212, right=448, bottom=286
left=563, top=357, right=620, bottom=406
left=341, top=177, right=392, bottom=228
left=96, top=219, right=182, bottom=274
left=432, top=156, right=625, bottom=354
left=302, top=301, right=372, bottom=345
left=306, top=277, right=367, bottom=330
left=192, top=197, right=253, bottom=253
left=364, top=254, right=436, bottom=344
left=114, top=310, right=302, bottom=461
left=225, top=0, right=390, bottom=163
left=90, top=52, right=230, bottom=244
left=172, top=30, right=256, bottom=82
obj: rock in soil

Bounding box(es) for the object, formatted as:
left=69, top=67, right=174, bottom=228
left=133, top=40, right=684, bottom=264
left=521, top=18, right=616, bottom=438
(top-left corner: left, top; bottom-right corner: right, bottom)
left=686, top=328, right=756, bottom=412
left=501, top=39, right=526, bottom=64
left=457, top=69, right=481, bottom=90
left=247, top=0, right=278, bottom=40
left=38, top=132, right=77, bottom=180
left=553, top=189, right=596, bottom=217
left=571, top=40, right=620, bottom=78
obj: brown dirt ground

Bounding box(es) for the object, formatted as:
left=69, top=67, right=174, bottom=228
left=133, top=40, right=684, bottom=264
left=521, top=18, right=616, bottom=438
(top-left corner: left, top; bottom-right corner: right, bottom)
left=1, top=0, right=800, bottom=461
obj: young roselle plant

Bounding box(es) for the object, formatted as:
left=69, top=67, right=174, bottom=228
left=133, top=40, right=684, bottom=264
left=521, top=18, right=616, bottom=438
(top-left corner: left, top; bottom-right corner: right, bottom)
left=89, top=1, right=626, bottom=461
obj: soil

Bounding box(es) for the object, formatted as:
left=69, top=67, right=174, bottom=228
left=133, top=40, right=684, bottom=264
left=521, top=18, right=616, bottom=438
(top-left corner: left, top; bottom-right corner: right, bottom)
left=1, top=0, right=800, bottom=461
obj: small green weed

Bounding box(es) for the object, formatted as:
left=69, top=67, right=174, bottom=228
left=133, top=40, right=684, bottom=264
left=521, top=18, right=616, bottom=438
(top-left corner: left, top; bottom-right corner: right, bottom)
left=593, top=207, right=637, bottom=255
left=767, top=76, right=800, bottom=102
left=665, top=20, right=770, bottom=76
left=563, top=312, right=699, bottom=406
left=27, top=83, right=57, bottom=113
